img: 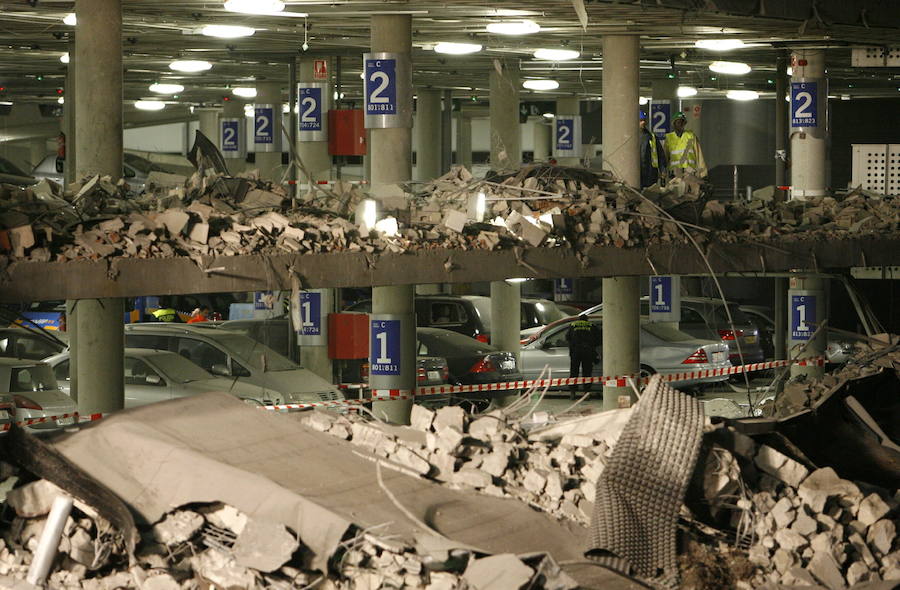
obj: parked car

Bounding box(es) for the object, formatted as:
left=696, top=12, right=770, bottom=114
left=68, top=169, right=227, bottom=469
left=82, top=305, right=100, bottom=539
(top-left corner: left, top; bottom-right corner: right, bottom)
left=45, top=348, right=284, bottom=408
left=124, top=323, right=343, bottom=405
left=0, top=393, right=15, bottom=432
left=344, top=295, right=568, bottom=343
left=520, top=315, right=731, bottom=388
left=0, top=358, right=76, bottom=433
left=579, top=296, right=765, bottom=365
left=0, top=327, right=67, bottom=360
left=0, top=156, right=37, bottom=187
left=738, top=305, right=854, bottom=364
left=32, top=152, right=173, bottom=193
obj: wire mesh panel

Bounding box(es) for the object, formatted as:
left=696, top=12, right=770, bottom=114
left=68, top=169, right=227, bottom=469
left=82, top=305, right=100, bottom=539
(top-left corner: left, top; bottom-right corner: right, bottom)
left=851, top=144, right=900, bottom=195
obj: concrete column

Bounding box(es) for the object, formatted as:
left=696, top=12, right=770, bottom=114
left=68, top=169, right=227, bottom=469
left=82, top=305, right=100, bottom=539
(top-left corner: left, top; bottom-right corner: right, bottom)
left=775, top=54, right=789, bottom=200
left=456, top=114, right=473, bottom=170
left=63, top=36, right=76, bottom=186
left=297, top=59, right=332, bottom=184
left=490, top=280, right=521, bottom=407
left=441, top=89, right=453, bottom=173
left=414, top=89, right=442, bottom=181
left=556, top=97, right=580, bottom=166
left=370, top=14, right=414, bottom=424
left=788, top=276, right=826, bottom=380
left=197, top=108, right=218, bottom=143
left=299, top=289, right=334, bottom=383
left=369, top=14, right=412, bottom=207
left=774, top=277, right=787, bottom=361
left=532, top=121, right=551, bottom=162
left=489, top=61, right=520, bottom=170
left=222, top=99, right=245, bottom=174
left=602, top=277, right=640, bottom=409
left=65, top=300, right=78, bottom=401
left=790, top=49, right=827, bottom=200
left=255, top=81, right=283, bottom=181
left=72, top=0, right=124, bottom=414
left=601, top=35, right=640, bottom=186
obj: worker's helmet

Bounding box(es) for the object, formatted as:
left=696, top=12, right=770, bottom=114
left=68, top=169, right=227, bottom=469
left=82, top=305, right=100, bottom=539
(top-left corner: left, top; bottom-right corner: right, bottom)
left=639, top=110, right=647, bottom=120
left=673, top=111, right=687, bottom=121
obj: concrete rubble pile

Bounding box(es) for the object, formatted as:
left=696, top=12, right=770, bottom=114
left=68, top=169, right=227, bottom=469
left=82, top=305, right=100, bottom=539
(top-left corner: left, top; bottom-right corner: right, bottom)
left=0, top=476, right=574, bottom=590
left=1, top=164, right=898, bottom=267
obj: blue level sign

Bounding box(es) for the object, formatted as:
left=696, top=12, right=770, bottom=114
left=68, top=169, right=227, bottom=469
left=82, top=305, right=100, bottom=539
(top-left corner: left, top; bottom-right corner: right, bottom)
left=364, top=58, right=397, bottom=115
left=650, top=102, right=671, bottom=137
left=554, top=278, right=573, bottom=295
left=649, top=276, right=673, bottom=313
left=254, top=106, right=276, bottom=144
left=790, top=82, right=818, bottom=128
left=370, top=319, right=401, bottom=375
left=299, top=292, right=321, bottom=336
left=221, top=120, right=240, bottom=152
left=791, top=294, right=817, bottom=340
left=298, top=87, right=323, bottom=131
left=556, top=118, right=575, bottom=151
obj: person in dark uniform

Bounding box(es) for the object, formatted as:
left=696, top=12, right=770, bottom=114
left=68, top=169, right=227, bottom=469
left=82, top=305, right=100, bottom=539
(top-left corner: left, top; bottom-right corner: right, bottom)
left=565, top=317, right=602, bottom=399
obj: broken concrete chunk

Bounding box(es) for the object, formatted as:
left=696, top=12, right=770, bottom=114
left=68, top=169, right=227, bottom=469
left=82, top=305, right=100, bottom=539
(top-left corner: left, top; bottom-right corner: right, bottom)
left=191, top=549, right=258, bottom=589
left=151, top=510, right=204, bottom=545
left=232, top=519, right=299, bottom=572
left=857, top=493, right=890, bottom=527
left=141, top=573, right=181, bottom=590
left=410, top=405, right=435, bottom=432
left=155, top=209, right=190, bottom=236
left=806, top=551, right=846, bottom=589
left=453, top=466, right=493, bottom=489
left=866, top=518, right=896, bottom=555
left=798, top=467, right=862, bottom=513
left=442, top=209, right=468, bottom=233
left=463, top=553, right=534, bottom=590
left=433, top=406, right=466, bottom=433
left=754, top=445, right=809, bottom=488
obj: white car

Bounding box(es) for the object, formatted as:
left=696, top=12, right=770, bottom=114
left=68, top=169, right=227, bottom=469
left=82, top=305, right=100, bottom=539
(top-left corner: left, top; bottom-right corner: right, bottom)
left=0, top=358, right=76, bottom=433
left=44, top=348, right=285, bottom=408
left=123, top=323, right=343, bottom=405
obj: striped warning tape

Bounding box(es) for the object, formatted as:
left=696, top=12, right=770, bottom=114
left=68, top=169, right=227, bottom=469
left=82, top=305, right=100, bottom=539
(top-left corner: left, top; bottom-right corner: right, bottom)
left=9, top=357, right=826, bottom=425
left=0, top=412, right=80, bottom=432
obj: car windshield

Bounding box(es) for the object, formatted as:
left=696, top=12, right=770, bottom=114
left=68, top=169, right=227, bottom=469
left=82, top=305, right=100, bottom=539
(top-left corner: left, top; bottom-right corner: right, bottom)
left=145, top=353, right=211, bottom=383
left=641, top=323, right=696, bottom=342
left=466, top=298, right=492, bottom=331
left=711, top=303, right=754, bottom=326
left=214, top=332, right=299, bottom=371
left=9, top=365, right=58, bottom=392
left=0, top=157, right=29, bottom=177
left=531, top=300, right=568, bottom=325
left=418, top=330, right=497, bottom=356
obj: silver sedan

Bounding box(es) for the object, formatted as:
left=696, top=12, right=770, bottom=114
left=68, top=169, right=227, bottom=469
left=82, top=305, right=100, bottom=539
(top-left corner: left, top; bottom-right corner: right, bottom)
left=519, top=316, right=732, bottom=387
left=44, top=348, right=284, bottom=408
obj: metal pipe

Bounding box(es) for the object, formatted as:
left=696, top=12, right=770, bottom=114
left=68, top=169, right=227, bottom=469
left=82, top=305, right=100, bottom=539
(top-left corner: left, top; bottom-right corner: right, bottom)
left=775, top=53, right=788, bottom=199
left=26, top=494, right=74, bottom=586
left=288, top=58, right=298, bottom=202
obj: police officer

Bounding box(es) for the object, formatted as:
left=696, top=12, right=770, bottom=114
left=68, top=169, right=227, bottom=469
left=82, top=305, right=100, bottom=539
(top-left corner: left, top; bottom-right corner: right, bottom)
left=565, top=317, right=601, bottom=399
left=639, top=110, right=666, bottom=188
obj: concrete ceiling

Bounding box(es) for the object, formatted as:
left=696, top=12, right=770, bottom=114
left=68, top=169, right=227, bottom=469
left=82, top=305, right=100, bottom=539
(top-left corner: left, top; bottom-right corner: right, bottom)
left=0, top=0, right=898, bottom=116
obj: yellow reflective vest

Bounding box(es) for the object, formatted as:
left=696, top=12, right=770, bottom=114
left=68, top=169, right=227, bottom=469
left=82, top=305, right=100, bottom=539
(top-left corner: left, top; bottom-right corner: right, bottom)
left=664, top=130, right=706, bottom=176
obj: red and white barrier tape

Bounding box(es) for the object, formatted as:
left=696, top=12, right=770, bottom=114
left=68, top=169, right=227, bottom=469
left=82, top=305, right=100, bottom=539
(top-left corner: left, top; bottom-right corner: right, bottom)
left=2, top=357, right=826, bottom=426
left=1, top=412, right=80, bottom=431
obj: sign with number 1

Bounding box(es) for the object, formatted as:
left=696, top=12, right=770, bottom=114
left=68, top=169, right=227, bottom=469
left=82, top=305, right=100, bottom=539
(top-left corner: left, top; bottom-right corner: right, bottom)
left=791, top=294, right=816, bottom=340
left=648, top=275, right=680, bottom=323
left=370, top=319, right=401, bottom=375
left=299, top=292, right=321, bottom=336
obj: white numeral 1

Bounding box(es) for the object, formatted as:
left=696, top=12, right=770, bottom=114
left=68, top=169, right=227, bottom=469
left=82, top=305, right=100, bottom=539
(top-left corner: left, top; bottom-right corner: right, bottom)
left=301, top=301, right=313, bottom=327
left=654, top=282, right=665, bottom=306
left=796, top=304, right=808, bottom=331
left=375, top=332, right=390, bottom=363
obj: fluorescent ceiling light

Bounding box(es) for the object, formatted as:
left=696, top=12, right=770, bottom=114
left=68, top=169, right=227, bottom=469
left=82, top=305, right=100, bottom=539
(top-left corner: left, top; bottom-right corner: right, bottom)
left=709, top=61, right=751, bottom=75
left=841, top=94, right=851, bottom=101
left=677, top=86, right=698, bottom=98
left=232, top=87, right=257, bottom=98
left=169, top=60, right=212, bottom=72
left=149, top=82, right=184, bottom=94
left=60, top=53, right=69, bottom=64
left=63, top=13, right=76, bottom=26
left=542, top=112, right=555, bottom=118
left=726, top=89, right=758, bottom=101
left=505, top=277, right=529, bottom=283
left=224, top=0, right=284, bottom=14
left=533, top=48, right=579, bottom=61
left=787, top=66, right=793, bottom=76
left=135, top=100, right=166, bottom=111
left=522, top=79, right=559, bottom=91
left=201, top=25, right=255, bottom=38
left=433, top=42, right=482, bottom=55
left=486, top=20, right=540, bottom=35
left=694, top=39, right=745, bottom=51
left=639, top=96, right=649, bottom=105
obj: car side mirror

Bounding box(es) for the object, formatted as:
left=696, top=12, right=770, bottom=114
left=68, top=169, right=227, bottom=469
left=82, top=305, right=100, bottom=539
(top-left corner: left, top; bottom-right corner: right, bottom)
left=145, top=374, right=162, bottom=385
left=210, top=364, right=230, bottom=377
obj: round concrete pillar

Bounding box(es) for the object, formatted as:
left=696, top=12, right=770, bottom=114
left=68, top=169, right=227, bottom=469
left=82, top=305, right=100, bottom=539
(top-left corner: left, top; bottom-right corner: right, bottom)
left=297, top=59, right=332, bottom=185
left=601, top=35, right=640, bottom=187
left=254, top=81, right=283, bottom=181
left=490, top=62, right=520, bottom=171
left=790, top=49, right=827, bottom=200
left=414, top=89, right=442, bottom=181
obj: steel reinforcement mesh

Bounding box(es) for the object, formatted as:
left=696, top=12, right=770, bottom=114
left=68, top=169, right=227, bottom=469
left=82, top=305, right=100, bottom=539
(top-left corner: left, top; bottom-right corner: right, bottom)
left=586, top=375, right=705, bottom=587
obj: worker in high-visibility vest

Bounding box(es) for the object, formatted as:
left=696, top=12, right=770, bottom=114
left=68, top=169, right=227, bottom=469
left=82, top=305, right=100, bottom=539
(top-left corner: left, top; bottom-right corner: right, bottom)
left=664, top=111, right=707, bottom=178
left=639, top=111, right=666, bottom=188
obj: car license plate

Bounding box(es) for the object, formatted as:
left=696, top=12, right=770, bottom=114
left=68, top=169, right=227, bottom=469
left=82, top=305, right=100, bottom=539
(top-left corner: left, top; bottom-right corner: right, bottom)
left=57, top=416, right=75, bottom=426
left=501, top=359, right=516, bottom=371
left=712, top=351, right=726, bottom=363
left=744, top=335, right=757, bottom=344
left=427, top=370, right=441, bottom=381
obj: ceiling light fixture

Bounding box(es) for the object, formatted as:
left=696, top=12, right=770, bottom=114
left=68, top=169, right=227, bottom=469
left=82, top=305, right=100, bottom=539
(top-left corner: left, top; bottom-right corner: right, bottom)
left=522, top=79, right=558, bottom=91
left=486, top=20, right=540, bottom=35
left=169, top=60, right=212, bottom=72
left=57, top=97, right=64, bottom=104
left=726, top=89, right=759, bottom=101
left=63, top=13, right=76, bottom=26
left=709, top=61, right=751, bottom=75
left=677, top=86, right=698, bottom=97
left=243, top=104, right=255, bottom=117
left=223, top=0, right=284, bottom=14
left=149, top=83, right=184, bottom=94
left=135, top=100, right=166, bottom=111
left=232, top=87, right=257, bottom=98
left=639, top=96, right=649, bottom=105
left=433, top=42, right=482, bottom=55
left=533, top=48, right=579, bottom=61
left=201, top=25, right=255, bottom=38
left=694, top=39, right=745, bottom=51
left=60, top=53, right=69, bottom=64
